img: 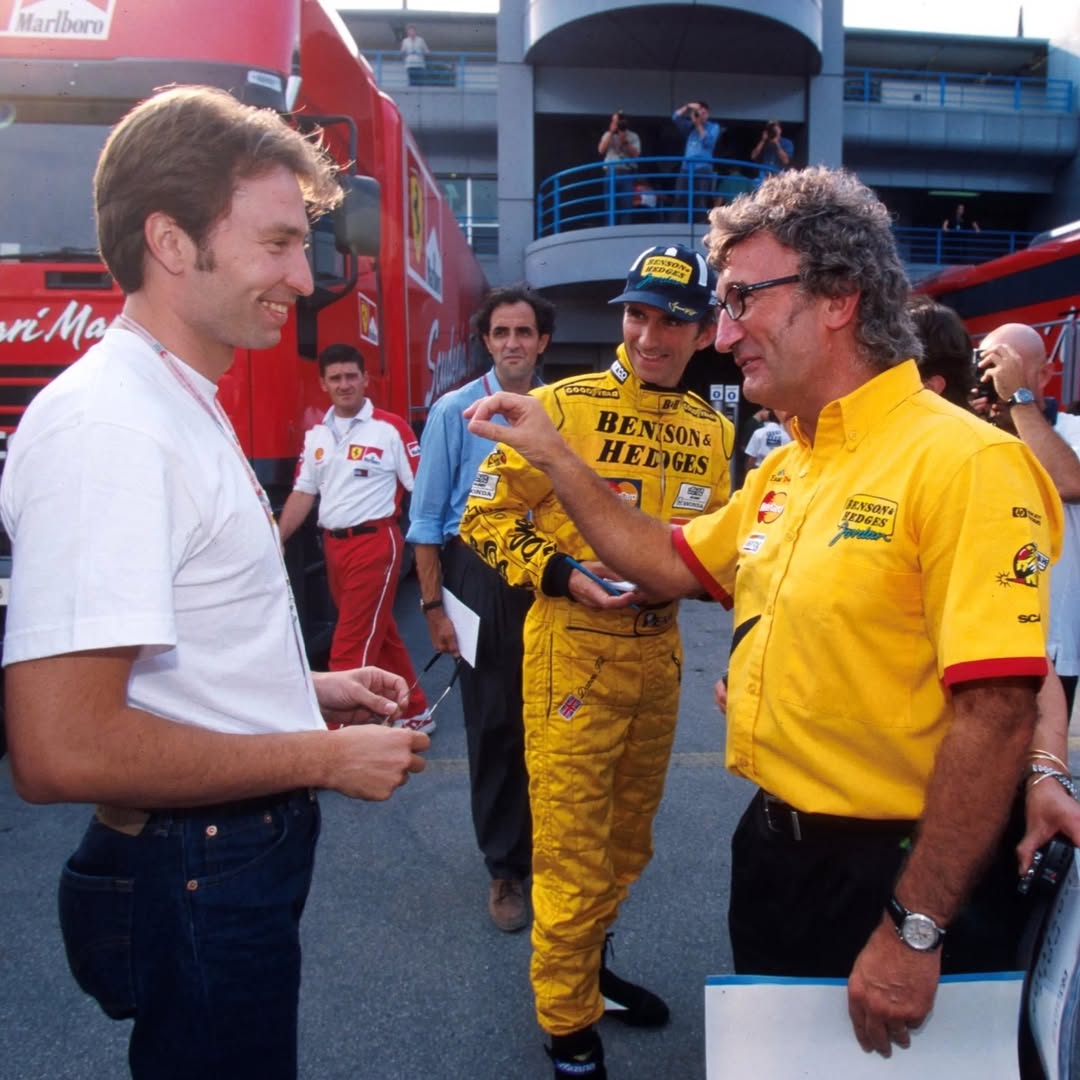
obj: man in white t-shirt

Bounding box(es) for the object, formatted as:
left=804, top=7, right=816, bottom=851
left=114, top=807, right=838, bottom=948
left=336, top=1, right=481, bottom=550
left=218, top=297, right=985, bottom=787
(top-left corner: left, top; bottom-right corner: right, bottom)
left=978, top=323, right=1080, bottom=717
left=743, top=408, right=792, bottom=471
left=278, top=344, right=432, bottom=733
left=400, top=23, right=430, bottom=84
left=0, top=86, right=428, bottom=1080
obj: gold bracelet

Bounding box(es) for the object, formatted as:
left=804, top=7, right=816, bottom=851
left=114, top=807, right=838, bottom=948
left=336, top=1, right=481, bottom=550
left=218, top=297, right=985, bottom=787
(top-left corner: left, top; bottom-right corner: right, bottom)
left=1027, top=749, right=1070, bottom=774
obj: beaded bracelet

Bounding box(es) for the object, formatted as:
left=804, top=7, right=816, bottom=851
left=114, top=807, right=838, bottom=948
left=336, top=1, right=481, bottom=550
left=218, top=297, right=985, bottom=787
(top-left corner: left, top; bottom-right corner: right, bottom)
left=1026, top=763, right=1079, bottom=799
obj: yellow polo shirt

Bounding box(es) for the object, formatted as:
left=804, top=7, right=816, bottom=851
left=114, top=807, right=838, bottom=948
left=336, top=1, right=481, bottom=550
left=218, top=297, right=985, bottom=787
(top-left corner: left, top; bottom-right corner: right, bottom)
left=674, top=360, right=1063, bottom=819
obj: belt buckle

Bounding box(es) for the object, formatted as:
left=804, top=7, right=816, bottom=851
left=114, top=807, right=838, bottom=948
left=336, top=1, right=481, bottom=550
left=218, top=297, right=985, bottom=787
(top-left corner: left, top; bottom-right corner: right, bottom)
left=763, top=794, right=802, bottom=842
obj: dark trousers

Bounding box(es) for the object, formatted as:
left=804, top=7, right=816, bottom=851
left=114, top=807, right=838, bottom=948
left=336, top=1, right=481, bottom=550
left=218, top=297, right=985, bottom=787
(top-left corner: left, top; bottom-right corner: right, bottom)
left=441, top=538, right=533, bottom=881
left=59, top=790, right=320, bottom=1080
left=729, top=789, right=1028, bottom=977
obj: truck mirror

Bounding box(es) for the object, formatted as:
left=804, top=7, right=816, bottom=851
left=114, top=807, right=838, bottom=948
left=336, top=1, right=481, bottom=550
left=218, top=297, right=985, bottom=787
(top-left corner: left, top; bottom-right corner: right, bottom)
left=334, top=175, right=381, bottom=257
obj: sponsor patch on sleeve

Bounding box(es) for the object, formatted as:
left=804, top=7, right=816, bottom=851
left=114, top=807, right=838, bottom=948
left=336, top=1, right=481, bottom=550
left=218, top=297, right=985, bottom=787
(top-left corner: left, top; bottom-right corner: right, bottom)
left=407, top=440, right=421, bottom=458
left=470, top=472, right=500, bottom=500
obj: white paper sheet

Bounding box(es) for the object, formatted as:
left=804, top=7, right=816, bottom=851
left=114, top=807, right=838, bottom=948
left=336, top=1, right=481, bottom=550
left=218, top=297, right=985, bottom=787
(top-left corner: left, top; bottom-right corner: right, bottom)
left=442, top=586, right=479, bottom=668
left=705, top=973, right=1024, bottom=1078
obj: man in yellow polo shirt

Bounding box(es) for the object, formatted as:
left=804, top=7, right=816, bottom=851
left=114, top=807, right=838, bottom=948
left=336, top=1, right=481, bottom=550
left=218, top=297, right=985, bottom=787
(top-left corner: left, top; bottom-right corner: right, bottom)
left=463, top=167, right=1066, bottom=1062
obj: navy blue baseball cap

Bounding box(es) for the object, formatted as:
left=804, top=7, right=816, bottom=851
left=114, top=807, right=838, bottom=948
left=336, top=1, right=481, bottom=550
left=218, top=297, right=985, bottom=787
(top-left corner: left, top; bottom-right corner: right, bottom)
left=608, top=244, right=718, bottom=322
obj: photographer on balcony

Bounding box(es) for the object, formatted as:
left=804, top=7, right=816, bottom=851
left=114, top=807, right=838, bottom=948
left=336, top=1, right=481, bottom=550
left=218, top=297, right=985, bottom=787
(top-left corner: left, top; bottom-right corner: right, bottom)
left=597, top=111, right=641, bottom=225
left=670, top=100, right=723, bottom=221
left=751, top=119, right=793, bottom=174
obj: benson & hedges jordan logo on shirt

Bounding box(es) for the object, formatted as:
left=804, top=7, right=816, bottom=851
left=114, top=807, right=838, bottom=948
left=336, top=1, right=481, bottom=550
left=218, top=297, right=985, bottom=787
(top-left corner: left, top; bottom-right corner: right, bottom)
left=3, top=0, right=116, bottom=39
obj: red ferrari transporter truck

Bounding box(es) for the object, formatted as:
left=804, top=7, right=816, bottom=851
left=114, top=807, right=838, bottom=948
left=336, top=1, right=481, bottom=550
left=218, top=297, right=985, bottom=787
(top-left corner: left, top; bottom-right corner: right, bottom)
left=0, top=0, right=489, bottom=712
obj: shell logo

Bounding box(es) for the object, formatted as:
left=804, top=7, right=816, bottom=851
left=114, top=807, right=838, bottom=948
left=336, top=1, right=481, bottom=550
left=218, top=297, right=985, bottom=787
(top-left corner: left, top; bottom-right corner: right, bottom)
left=757, top=490, right=787, bottom=524
left=314, top=447, right=325, bottom=462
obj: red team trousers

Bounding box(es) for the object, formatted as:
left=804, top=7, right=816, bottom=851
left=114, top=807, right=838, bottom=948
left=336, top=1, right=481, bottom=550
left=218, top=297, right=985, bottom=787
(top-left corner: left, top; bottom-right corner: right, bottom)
left=323, top=522, right=427, bottom=718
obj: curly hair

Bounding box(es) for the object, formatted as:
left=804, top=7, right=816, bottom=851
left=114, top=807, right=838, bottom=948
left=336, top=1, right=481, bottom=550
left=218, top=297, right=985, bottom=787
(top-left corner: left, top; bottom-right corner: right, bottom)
left=705, top=167, right=922, bottom=369
left=96, top=85, right=342, bottom=294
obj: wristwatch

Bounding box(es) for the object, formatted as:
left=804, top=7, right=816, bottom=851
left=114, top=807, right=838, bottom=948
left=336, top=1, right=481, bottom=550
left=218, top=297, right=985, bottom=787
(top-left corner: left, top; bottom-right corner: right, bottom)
left=886, top=896, right=946, bottom=952
left=420, top=597, right=443, bottom=614
left=1007, top=387, right=1037, bottom=407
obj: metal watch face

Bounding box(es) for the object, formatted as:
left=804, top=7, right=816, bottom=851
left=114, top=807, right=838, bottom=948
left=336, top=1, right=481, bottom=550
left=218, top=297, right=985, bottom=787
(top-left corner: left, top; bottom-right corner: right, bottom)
left=1010, top=387, right=1036, bottom=406
left=900, top=913, right=941, bottom=951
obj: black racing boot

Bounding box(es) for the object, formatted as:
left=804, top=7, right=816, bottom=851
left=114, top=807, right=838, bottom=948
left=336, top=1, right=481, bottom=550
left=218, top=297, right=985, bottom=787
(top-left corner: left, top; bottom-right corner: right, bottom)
left=599, top=933, right=670, bottom=1028
left=547, top=1026, right=607, bottom=1079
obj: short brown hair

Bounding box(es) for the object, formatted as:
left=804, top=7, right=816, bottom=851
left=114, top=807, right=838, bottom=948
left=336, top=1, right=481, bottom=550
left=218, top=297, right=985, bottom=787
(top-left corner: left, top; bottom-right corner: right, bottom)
left=95, top=84, right=342, bottom=293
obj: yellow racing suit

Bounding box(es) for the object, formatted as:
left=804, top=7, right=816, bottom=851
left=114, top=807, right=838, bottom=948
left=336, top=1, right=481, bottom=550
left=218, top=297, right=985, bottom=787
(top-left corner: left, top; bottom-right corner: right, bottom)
left=460, top=349, right=733, bottom=1035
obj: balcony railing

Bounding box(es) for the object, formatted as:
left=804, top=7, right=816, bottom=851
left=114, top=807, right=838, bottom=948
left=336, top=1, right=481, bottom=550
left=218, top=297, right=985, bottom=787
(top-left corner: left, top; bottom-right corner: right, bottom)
left=894, top=226, right=1037, bottom=265
left=537, top=156, right=779, bottom=236
left=366, top=50, right=497, bottom=92
left=844, top=67, right=1074, bottom=112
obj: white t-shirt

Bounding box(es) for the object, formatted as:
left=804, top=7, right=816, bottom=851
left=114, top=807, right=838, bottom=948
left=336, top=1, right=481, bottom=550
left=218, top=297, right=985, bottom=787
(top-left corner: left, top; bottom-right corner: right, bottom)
left=400, top=35, right=428, bottom=68
left=293, top=401, right=419, bottom=529
left=1048, top=411, right=1080, bottom=675
left=745, top=421, right=792, bottom=467
left=0, top=325, right=324, bottom=735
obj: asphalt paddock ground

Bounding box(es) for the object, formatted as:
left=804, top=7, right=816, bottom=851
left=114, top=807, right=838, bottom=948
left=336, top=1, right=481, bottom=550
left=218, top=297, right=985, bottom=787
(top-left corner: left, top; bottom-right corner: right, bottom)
left=0, top=582, right=751, bottom=1080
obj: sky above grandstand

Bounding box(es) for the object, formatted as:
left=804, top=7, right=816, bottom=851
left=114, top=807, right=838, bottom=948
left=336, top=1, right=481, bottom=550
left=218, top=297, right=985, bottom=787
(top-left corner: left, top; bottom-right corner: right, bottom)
left=335, top=2, right=1058, bottom=38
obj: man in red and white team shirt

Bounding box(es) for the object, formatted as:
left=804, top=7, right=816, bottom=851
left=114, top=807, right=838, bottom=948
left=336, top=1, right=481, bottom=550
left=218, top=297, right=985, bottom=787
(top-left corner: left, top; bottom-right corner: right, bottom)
left=279, top=344, right=432, bottom=732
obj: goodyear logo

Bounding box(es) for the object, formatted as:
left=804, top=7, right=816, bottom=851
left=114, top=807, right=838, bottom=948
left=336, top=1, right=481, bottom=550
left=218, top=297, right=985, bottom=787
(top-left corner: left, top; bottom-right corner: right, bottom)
left=641, top=256, right=692, bottom=284
left=829, top=493, right=897, bottom=546
left=564, top=385, right=620, bottom=399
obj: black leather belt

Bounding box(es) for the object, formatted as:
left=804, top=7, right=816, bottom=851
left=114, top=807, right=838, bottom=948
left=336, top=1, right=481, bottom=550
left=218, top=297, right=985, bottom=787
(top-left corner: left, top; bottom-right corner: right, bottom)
left=159, top=788, right=317, bottom=821
left=758, top=791, right=916, bottom=845
left=326, top=524, right=377, bottom=539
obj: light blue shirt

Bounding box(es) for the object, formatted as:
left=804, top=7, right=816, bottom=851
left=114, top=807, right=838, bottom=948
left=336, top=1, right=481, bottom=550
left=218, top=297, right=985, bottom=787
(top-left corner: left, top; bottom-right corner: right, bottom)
left=672, top=109, right=723, bottom=165
left=406, top=369, right=524, bottom=544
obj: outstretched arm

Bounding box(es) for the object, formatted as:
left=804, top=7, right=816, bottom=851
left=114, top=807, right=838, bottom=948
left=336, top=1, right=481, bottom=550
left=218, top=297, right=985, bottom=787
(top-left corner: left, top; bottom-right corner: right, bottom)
left=465, top=392, right=699, bottom=598
left=847, top=678, right=1037, bottom=1056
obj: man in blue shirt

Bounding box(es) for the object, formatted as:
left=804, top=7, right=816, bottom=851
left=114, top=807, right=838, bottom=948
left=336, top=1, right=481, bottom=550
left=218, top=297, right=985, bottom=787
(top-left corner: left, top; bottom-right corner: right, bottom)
left=407, top=284, right=553, bottom=932
left=671, top=100, right=724, bottom=221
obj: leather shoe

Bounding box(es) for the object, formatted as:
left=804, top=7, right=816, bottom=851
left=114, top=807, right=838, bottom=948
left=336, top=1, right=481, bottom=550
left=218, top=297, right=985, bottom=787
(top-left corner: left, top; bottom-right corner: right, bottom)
left=488, top=877, right=528, bottom=932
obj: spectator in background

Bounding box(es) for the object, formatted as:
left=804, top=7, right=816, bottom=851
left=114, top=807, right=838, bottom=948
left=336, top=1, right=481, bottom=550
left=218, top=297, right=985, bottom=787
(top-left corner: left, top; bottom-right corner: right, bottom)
left=975, top=323, right=1080, bottom=719
left=744, top=408, right=791, bottom=471
left=750, top=120, right=792, bottom=173
left=908, top=296, right=976, bottom=410
left=406, top=285, right=553, bottom=934
left=400, top=23, right=430, bottom=85
left=670, top=100, right=723, bottom=221
left=277, top=344, right=433, bottom=735
left=597, top=111, right=641, bottom=225
left=942, top=202, right=980, bottom=232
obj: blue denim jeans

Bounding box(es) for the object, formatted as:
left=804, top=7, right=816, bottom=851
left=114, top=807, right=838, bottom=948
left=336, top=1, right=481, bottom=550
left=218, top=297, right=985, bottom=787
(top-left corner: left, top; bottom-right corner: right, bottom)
left=59, top=789, right=320, bottom=1080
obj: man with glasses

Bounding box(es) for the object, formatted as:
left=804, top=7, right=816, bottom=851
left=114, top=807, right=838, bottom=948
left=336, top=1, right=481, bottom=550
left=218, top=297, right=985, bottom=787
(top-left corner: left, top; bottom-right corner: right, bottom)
left=464, top=169, right=1064, bottom=1065
left=460, top=245, right=733, bottom=1079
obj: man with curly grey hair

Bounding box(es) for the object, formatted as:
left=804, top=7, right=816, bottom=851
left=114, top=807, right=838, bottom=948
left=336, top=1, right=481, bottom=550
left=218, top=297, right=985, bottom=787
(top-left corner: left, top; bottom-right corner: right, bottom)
left=463, top=167, right=1065, bottom=1070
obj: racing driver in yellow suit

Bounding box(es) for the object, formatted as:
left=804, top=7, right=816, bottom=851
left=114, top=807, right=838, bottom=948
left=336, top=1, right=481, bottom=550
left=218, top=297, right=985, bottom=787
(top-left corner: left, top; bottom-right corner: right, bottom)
left=460, top=245, right=734, bottom=1080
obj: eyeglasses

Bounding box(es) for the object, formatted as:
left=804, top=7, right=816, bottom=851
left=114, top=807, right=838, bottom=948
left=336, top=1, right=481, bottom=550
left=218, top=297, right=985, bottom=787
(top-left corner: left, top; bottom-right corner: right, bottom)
left=718, top=274, right=800, bottom=321
left=399, top=652, right=464, bottom=725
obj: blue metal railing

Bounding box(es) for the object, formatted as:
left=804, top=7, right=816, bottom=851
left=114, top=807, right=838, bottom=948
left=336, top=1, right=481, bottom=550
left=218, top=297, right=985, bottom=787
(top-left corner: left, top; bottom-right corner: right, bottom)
left=844, top=66, right=1073, bottom=112
left=367, top=50, right=496, bottom=92
left=537, top=156, right=778, bottom=237
left=893, top=226, right=1037, bottom=265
